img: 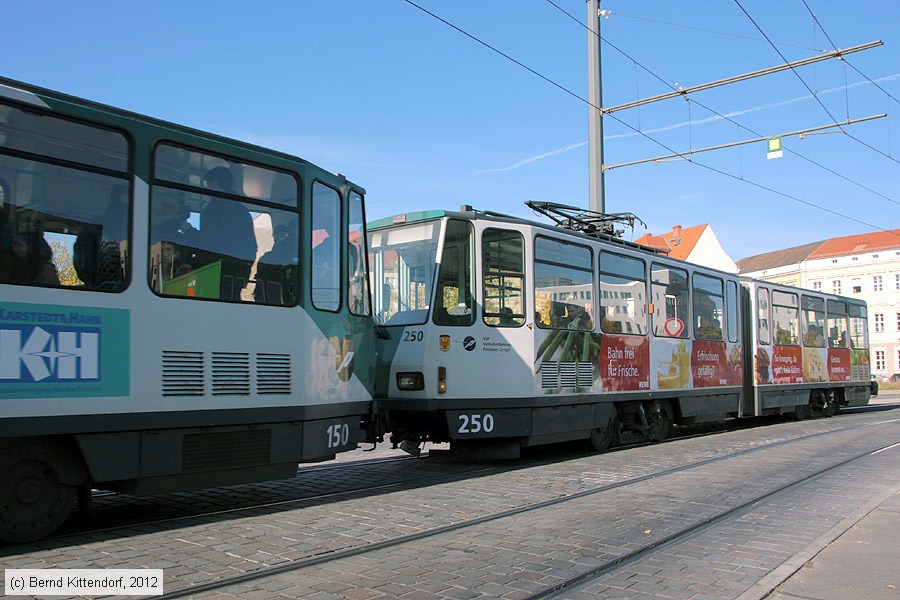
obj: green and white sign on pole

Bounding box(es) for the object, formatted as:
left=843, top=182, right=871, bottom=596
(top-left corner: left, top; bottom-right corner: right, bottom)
left=767, top=136, right=783, bottom=159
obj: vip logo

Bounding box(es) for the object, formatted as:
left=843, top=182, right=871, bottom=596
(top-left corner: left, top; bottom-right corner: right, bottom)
left=0, top=326, right=99, bottom=382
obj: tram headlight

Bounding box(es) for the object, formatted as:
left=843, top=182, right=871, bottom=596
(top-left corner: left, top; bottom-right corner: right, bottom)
left=396, top=372, right=425, bottom=391
left=438, top=366, right=447, bottom=394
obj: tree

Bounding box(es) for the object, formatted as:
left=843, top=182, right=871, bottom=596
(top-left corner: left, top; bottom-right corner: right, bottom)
left=50, top=238, right=82, bottom=286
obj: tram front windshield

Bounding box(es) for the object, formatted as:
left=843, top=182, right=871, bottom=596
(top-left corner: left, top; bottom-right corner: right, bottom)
left=368, top=221, right=441, bottom=326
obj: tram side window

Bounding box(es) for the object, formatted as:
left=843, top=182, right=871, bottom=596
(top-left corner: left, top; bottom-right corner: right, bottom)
left=599, top=251, right=647, bottom=335
left=757, top=287, right=770, bottom=345
left=534, top=237, right=593, bottom=331
left=0, top=103, right=130, bottom=291
left=650, top=263, right=689, bottom=338
left=849, top=304, right=868, bottom=350
left=482, top=228, right=525, bottom=327
left=693, top=273, right=724, bottom=341
left=772, top=290, right=799, bottom=346
left=801, top=295, right=826, bottom=347
left=312, top=183, right=341, bottom=311
left=434, top=220, right=474, bottom=326
left=726, top=280, right=739, bottom=343
left=348, top=191, right=371, bottom=316
left=827, top=300, right=848, bottom=348
left=150, top=144, right=299, bottom=305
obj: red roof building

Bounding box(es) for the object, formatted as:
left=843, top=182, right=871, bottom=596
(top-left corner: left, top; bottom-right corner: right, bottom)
left=738, top=228, right=900, bottom=379
left=635, top=224, right=737, bottom=273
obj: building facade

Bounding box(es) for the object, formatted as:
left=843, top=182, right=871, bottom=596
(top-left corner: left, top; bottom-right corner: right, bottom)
left=635, top=224, right=738, bottom=273
left=737, top=230, right=900, bottom=380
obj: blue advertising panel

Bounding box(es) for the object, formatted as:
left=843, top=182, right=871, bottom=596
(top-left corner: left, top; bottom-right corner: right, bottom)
left=0, top=302, right=130, bottom=399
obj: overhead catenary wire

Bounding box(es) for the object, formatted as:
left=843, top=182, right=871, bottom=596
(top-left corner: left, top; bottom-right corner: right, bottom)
left=734, top=0, right=900, bottom=166
left=595, top=10, right=829, bottom=53
left=544, top=0, right=898, bottom=206
left=401, top=0, right=897, bottom=238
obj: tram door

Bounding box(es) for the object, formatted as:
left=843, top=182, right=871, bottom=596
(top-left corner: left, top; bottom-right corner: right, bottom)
left=430, top=223, right=533, bottom=399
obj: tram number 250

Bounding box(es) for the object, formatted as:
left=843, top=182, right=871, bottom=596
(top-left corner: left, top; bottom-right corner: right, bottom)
left=457, top=413, right=495, bottom=434
left=326, top=423, right=350, bottom=448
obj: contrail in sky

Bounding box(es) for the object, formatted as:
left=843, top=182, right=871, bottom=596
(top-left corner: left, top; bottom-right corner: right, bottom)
left=473, top=74, right=899, bottom=175
left=472, top=141, right=588, bottom=174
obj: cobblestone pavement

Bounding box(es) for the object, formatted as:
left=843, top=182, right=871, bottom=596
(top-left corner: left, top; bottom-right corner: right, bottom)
left=1, top=403, right=897, bottom=600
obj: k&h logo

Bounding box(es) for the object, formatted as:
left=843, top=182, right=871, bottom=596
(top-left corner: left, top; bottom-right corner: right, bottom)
left=0, top=326, right=100, bottom=382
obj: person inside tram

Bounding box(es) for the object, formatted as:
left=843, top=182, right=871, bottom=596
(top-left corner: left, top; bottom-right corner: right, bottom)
left=0, top=176, right=57, bottom=285
left=254, top=223, right=295, bottom=304
left=697, top=315, right=722, bottom=340
left=198, top=166, right=256, bottom=291
left=805, top=324, right=825, bottom=347
left=8, top=216, right=59, bottom=285
left=74, top=184, right=129, bottom=289
left=159, top=241, right=193, bottom=280
left=498, top=306, right=518, bottom=326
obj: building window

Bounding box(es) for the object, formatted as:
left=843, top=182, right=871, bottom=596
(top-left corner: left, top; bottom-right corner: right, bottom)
left=896, top=274, right=900, bottom=290
left=875, top=313, right=884, bottom=333
left=896, top=349, right=900, bottom=371
left=832, top=280, right=841, bottom=295
left=812, top=281, right=822, bottom=291
left=852, top=286, right=862, bottom=294
left=873, top=275, right=883, bottom=292
left=875, top=350, right=885, bottom=371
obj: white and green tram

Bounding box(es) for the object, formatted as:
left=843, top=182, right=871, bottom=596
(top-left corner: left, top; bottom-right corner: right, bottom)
left=0, top=76, right=378, bottom=542
left=367, top=203, right=872, bottom=459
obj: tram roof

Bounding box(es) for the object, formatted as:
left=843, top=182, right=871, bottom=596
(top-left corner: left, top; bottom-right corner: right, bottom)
left=0, top=75, right=365, bottom=193
left=368, top=205, right=869, bottom=310
left=367, top=204, right=666, bottom=256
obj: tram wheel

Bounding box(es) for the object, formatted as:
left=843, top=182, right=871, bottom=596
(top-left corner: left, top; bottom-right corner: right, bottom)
left=824, top=392, right=838, bottom=418
left=0, top=459, right=76, bottom=543
left=648, top=401, right=671, bottom=442
left=793, top=403, right=812, bottom=421
left=589, top=415, right=619, bottom=452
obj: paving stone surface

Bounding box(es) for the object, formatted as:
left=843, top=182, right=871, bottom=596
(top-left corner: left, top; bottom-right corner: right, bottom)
left=1, top=403, right=897, bottom=600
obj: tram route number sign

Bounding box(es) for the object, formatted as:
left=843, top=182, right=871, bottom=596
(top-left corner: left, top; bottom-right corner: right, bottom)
left=663, top=318, right=685, bottom=337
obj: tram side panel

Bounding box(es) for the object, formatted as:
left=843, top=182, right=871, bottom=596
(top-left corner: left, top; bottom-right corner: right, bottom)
left=0, top=77, right=378, bottom=542
left=742, top=279, right=871, bottom=417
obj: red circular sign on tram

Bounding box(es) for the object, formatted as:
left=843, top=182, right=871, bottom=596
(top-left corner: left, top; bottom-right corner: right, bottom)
left=663, top=318, right=685, bottom=337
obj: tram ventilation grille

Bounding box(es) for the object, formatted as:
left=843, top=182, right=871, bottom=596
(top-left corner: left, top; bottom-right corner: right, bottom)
left=183, top=429, right=271, bottom=471
left=541, top=361, right=593, bottom=389
left=162, top=351, right=204, bottom=396
left=257, top=353, right=292, bottom=395
left=212, top=352, right=251, bottom=395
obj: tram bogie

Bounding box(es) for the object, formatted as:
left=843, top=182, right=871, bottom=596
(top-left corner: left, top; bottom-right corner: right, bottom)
left=368, top=204, right=872, bottom=459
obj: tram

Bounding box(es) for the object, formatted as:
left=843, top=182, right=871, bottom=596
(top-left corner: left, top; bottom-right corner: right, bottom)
left=367, top=202, right=872, bottom=458
left=0, top=77, right=377, bottom=542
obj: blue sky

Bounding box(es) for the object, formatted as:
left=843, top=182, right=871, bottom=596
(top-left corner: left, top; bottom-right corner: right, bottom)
left=3, top=0, right=897, bottom=260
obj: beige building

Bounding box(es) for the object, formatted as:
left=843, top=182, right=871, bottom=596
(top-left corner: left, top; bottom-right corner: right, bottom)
left=737, top=229, right=900, bottom=380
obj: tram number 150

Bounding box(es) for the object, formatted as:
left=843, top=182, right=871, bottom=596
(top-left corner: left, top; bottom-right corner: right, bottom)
left=327, top=423, right=350, bottom=448
left=458, top=413, right=494, bottom=434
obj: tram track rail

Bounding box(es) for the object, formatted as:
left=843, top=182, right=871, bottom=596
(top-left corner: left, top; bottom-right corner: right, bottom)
left=50, top=417, right=778, bottom=542
left=151, top=415, right=900, bottom=599
left=13, top=405, right=891, bottom=551
left=47, top=452, right=498, bottom=543
left=529, top=439, right=899, bottom=599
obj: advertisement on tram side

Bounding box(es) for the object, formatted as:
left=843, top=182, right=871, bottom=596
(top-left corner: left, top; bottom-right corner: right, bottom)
left=756, top=345, right=860, bottom=385
left=534, top=328, right=743, bottom=394
left=0, top=301, right=130, bottom=399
